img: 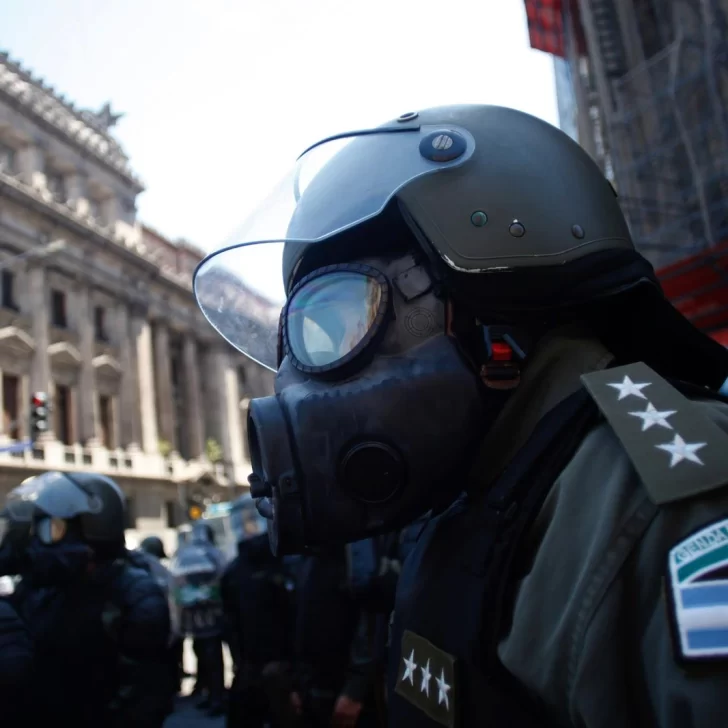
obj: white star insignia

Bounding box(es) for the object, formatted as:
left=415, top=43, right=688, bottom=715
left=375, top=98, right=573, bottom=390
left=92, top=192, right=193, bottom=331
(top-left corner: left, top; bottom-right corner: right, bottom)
left=435, top=668, right=451, bottom=710
left=656, top=434, right=707, bottom=467
left=607, top=375, right=652, bottom=401
left=419, top=659, right=432, bottom=696
left=628, top=402, right=677, bottom=431
left=402, top=649, right=417, bottom=685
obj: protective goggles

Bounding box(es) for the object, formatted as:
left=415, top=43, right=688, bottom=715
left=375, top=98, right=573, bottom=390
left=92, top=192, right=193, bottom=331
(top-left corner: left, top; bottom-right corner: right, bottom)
left=278, top=263, right=391, bottom=375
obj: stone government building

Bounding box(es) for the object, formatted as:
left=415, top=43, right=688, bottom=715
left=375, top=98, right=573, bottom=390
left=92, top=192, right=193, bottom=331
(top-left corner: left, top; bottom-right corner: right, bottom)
left=0, top=51, right=274, bottom=552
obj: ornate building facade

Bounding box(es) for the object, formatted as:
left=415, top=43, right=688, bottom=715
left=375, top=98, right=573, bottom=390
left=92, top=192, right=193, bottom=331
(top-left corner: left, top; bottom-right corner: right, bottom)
left=0, top=51, right=273, bottom=551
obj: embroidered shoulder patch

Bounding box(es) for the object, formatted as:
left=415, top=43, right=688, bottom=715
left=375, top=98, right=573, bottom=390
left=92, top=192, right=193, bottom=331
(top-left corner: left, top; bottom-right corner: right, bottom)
left=395, top=629, right=457, bottom=727
left=668, top=518, right=728, bottom=661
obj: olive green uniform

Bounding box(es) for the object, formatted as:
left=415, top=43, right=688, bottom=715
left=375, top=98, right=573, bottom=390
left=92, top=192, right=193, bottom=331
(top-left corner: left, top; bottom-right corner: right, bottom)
left=489, top=329, right=728, bottom=727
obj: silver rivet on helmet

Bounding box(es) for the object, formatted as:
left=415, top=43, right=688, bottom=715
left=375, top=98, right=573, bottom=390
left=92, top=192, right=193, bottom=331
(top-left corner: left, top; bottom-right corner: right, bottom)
left=509, top=221, right=526, bottom=238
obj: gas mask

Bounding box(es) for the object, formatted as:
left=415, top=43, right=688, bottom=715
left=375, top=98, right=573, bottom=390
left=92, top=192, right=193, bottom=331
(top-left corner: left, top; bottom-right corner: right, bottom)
left=247, top=253, right=508, bottom=555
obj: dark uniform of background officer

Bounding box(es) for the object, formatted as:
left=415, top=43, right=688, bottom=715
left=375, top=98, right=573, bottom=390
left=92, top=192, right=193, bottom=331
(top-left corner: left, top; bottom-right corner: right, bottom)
left=222, top=495, right=294, bottom=726
left=0, top=487, right=43, bottom=725
left=0, top=592, right=32, bottom=726
left=3, top=471, right=175, bottom=727
left=196, top=104, right=728, bottom=727
left=289, top=542, right=380, bottom=728
left=169, top=519, right=227, bottom=716
left=137, top=535, right=184, bottom=695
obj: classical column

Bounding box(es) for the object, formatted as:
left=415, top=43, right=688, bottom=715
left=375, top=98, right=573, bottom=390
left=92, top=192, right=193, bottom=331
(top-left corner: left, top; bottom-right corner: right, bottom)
left=153, top=321, right=176, bottom=451
left=206, top=348, right=229, bottom=461
left=209, top=348, right=245, bottom=467
left=117, top=303, right=141, bottom=449
left=28, top=265, right=53, bottom=440
left=65, top=171, right=90, bottom=217
left=16, top=142, right=46, bottom=192
left=77, top=287, right=98, bottom=446
left=183, top=334, right=205, bottom=459
left=132, top=312, right=158, bottom=454
left=225, top=360, right=244, bottom=465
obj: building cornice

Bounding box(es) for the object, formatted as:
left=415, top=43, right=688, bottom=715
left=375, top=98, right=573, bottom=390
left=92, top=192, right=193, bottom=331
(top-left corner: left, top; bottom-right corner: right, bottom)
left=0, top=171, right=203, bottom=301
left=0, top=52, right=144, bottom=191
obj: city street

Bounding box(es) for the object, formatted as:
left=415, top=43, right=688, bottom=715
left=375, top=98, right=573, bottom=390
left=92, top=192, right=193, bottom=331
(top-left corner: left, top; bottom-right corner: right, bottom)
left=164, top=696, right=225, bottom=728
left=164, top=639, right=233, bottom=728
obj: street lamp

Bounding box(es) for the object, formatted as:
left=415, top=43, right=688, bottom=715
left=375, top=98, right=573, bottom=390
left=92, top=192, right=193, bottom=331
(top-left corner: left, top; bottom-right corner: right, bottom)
left=0, top=239, right=66, bottom=272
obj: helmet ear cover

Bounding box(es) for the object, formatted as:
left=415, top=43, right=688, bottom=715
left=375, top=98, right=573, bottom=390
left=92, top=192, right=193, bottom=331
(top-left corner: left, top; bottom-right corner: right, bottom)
left=440, top=244, right=728, bottom=391
left=587, top=285, right=728, bottom=390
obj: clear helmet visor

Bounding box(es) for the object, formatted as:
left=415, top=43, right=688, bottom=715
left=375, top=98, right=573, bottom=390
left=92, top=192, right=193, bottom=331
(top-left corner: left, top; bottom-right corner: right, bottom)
left=230, top=501, right=268, bottom=542
left=171, top=544, right=218, bottom=578
left=4, top=471, right=101, bottom=521
left=194, top=124, right=476, bottom=371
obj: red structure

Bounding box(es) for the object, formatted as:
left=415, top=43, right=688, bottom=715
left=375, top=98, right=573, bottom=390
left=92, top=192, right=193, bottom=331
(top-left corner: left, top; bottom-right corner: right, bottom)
left=523, top=0, right=586, bottom=58
left=523, top=0, right=728, bottom=347
left=657, top=246, right=728, bottom=346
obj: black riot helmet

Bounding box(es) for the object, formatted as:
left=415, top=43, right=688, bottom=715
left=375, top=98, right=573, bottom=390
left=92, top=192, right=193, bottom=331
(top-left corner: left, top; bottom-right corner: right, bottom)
left=0, top=478, right=36, bottom=558
left=5, top=471, right=127, bottom=545
left=194, top=105, right=728, bottom=554
left=140, top=535, right=167, bottom=560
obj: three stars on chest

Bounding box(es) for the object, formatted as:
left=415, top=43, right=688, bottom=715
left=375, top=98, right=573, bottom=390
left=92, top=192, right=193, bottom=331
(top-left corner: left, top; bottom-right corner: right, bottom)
left=402, top=648, right=451, bottom=710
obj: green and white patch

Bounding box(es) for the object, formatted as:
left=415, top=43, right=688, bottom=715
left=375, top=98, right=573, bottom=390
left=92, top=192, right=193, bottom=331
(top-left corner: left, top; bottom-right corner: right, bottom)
left=667, top=518, right=728, bottom=661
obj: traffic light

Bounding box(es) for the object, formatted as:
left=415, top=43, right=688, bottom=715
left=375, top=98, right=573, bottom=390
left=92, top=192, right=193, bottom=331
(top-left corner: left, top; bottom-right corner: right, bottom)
left=187, top=493, right=204, bottom=521
left=29, top=392, right=50, bottom=442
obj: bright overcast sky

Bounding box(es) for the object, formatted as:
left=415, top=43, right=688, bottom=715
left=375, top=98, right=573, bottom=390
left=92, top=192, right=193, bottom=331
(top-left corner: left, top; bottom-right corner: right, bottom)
left=2, top=0, right=558, bottom=259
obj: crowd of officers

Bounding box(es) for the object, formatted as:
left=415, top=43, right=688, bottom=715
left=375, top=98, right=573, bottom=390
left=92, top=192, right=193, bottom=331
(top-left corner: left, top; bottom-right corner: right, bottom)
left=220, top=497, right=425, bottom=728
left=0, top=469, right=422, bottom=728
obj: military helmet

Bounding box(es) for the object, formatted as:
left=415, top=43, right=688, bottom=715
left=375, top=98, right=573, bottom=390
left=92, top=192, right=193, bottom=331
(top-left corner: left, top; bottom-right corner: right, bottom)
left=282, top=105, right=637, bottom=303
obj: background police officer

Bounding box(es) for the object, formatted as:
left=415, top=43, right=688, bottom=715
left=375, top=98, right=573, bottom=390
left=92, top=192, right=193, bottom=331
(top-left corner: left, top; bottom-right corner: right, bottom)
left=137, top=535, right=184, bottom=695
left=221, top=495, right=294, bottom=726
left=0, top=583, right=32, bottom=726
left=171, top=519, right=227, bottom=717
left=4, top=471, right=175, bottom=727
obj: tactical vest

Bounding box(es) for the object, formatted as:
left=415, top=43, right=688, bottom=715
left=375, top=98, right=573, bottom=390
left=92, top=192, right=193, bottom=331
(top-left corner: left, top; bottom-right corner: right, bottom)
left=388, top=370, right=728, bottom=728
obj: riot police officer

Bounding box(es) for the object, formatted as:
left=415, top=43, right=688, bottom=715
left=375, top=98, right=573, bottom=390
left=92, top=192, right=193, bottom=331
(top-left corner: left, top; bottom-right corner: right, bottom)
left=222, top=495, right=294, bottom=726
left=0, top=597, right=33, bottom=726
left=0, top=507, right=33, bottom=727
left=290, top=543, right=379, bottom=728
left=137, top=535, right=184, bottom=694
left=4, top=471, right=175, bottom=727
left=195, top=105, right=728, bottom=726
left=171, top=519, right=227, bottom=716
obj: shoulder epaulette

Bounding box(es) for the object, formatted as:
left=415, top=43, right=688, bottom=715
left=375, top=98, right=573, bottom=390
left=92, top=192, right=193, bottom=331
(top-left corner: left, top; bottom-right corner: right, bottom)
left=581, top=362, right=728, bottom=505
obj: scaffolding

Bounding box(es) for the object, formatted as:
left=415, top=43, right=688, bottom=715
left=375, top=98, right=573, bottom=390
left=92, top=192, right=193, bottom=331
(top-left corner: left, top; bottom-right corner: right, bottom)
left=607, top=0, right=728, bottom=269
